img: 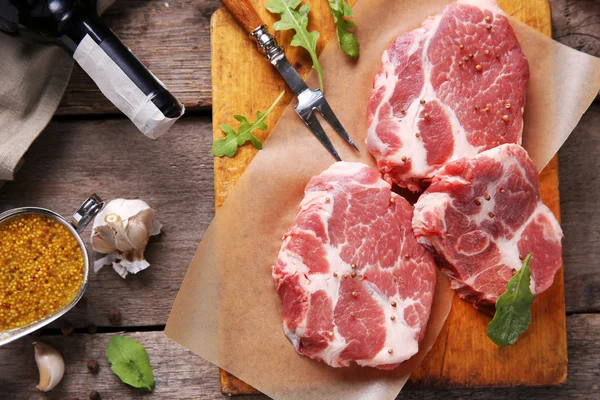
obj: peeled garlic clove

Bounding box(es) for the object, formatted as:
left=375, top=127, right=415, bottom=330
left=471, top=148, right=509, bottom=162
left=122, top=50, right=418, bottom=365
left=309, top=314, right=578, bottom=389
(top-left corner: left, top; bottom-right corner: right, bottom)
left=34, top=342, right=65, bottom=392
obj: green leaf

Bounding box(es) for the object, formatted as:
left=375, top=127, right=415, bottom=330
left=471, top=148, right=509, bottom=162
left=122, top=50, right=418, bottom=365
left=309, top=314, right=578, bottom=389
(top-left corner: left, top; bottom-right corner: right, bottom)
left=211, top=124, right=241, bottom=157
left=266, top=0, right=325, bottom=91
left=328, top=0, right=359, bottom=59
left=106, top=336, right=155, bottom=390
left=487, top=254, right=535, bottom=347
left=211, top=91, right=285, bottom=157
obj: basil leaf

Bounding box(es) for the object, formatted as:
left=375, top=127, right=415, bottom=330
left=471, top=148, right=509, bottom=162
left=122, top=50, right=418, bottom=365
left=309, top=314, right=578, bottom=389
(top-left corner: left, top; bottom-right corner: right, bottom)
left=487, top=253, right=535, bottom=347
left=211, top=91, right=284, bottom=157
left=328, top=0, right=359, bottom=58
left=266, top=0, right=325, bottom=91
left=106, top=335, right=155, bottom=390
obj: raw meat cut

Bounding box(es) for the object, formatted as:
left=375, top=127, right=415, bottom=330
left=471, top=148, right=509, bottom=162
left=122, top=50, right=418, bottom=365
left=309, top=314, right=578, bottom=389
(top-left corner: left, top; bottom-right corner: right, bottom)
left=412, top=144, right=562, bottom=313
left=272, top=162, right=437, bottom=368
left=366, top=0, right=529, bottom=192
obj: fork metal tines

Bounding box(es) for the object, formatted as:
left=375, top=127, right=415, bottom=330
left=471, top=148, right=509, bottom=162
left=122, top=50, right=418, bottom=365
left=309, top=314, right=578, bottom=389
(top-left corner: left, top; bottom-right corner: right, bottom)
left=295, top=90, right=359, bottom=161
left=250, top=25, right=359, bottom=161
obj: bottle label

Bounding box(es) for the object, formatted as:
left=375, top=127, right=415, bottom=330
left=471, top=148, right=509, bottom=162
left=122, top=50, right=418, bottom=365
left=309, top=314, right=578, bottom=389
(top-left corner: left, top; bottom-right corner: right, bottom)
left=73, top=35, right=184, bottom=139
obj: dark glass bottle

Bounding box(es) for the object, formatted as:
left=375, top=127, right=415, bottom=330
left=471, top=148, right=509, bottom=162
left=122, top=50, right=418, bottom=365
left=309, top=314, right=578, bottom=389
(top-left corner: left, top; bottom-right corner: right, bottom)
left=0, top=0, right=183, bottom=134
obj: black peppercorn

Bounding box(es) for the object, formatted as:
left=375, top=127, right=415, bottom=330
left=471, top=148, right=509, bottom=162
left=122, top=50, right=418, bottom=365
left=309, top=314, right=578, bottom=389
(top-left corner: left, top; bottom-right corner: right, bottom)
left=89, top=391, right=100, bottom=400
left=61, top=320, right=74, bottom=336
left=108, top=309, right=122, bottom=325
left=87, top=359, right=99, bottom=374
left=87, top=324, right=98, bottom=334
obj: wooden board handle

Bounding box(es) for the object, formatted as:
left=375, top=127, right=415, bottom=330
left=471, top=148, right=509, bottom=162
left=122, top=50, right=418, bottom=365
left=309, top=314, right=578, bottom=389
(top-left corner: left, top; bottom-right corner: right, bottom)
left=221, top=0, right=265, bottom=34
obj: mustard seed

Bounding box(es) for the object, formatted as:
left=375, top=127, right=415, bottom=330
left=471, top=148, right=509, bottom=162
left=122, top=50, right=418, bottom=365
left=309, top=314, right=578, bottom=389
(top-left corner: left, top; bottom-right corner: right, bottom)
left=0, top=214, right=84, bottom=331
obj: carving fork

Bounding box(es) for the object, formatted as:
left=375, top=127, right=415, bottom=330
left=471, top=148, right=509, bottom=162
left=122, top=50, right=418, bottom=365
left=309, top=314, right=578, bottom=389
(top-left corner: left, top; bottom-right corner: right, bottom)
left=221, top=0, right=359, bottom=161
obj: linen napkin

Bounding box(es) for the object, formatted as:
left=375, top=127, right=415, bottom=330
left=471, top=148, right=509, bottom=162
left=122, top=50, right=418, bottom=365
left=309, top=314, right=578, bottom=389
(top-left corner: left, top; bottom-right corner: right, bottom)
left=0, top=0, right=113, bottom=183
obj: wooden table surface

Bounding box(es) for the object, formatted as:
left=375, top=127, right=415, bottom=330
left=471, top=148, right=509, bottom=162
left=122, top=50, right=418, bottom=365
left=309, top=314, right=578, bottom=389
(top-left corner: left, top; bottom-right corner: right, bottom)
left=0, top=0, right=598, bottom=399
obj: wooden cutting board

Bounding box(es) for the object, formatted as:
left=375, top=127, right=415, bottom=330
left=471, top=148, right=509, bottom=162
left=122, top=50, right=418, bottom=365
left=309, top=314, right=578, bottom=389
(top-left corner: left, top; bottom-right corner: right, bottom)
left=212, top=0, right=566, bottom=394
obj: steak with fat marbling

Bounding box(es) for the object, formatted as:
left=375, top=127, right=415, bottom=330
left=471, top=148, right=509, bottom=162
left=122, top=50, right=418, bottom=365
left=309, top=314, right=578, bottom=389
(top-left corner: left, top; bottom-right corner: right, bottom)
left=366, top=0, right=529, bottom=192
left=273, top=162, right=437, bottom=368
left=412, top=144, right=563, bottom=313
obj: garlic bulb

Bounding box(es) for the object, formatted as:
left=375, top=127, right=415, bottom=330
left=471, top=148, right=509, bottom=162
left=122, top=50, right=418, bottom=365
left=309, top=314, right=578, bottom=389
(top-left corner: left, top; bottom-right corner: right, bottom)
left=91, top=199, right=162, bottom=278
left=34, top=342, right=65, bottom=392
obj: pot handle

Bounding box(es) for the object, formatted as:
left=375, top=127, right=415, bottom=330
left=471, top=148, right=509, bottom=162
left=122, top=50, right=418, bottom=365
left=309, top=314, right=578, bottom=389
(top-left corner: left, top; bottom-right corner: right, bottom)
left=70, top=194, right=104, bottom=233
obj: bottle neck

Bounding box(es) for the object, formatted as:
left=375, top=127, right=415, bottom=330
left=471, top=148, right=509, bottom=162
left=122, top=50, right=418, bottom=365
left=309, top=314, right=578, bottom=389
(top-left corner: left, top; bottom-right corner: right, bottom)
left=59, top=3, right=107, bottom=54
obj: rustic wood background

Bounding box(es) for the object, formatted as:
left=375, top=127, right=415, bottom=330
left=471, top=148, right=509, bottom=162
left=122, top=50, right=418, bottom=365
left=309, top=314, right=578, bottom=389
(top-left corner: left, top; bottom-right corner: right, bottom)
left=0, top=0, right=598, bottom=398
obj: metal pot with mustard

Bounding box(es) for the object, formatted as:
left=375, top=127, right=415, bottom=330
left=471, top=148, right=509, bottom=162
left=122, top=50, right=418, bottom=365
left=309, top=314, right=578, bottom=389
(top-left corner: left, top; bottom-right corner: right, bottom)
left=0, top=195, right=104, bottom=346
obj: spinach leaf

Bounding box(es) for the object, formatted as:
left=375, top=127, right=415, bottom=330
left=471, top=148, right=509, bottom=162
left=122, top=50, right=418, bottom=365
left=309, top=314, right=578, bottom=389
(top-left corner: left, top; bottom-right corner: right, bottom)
left=487, top=254, right=535, bottom=347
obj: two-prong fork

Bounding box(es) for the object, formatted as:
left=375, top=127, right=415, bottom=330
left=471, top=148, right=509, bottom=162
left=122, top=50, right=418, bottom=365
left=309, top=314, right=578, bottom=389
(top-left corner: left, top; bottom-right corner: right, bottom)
left=221, top=0, right=359, bottom=161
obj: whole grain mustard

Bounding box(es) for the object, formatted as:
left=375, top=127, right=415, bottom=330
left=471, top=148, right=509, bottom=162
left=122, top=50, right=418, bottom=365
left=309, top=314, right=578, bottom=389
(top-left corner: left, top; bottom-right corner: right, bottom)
left=0, top=213, right=84, bottom=331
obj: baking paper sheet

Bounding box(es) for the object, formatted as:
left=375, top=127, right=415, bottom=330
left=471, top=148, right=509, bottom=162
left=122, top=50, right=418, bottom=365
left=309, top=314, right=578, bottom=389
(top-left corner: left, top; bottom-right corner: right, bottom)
left=165, top=0, right=600, bottom=399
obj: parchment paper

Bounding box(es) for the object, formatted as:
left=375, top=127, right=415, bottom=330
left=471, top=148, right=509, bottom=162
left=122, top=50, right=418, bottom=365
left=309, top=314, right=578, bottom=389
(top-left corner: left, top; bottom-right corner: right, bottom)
left=165, top=1, right=600, bottom=399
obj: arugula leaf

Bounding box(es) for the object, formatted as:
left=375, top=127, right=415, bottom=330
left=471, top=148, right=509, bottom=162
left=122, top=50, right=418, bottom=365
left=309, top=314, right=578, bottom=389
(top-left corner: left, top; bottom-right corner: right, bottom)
left=106, top=336, right=155, bottom=390
left=328, top=0, right=359, bottom=59
left=211, top=91, right=285, bottom=157
left=487, top=254, right=535, bottom=347
left=266, top=0, right=324, bottom=91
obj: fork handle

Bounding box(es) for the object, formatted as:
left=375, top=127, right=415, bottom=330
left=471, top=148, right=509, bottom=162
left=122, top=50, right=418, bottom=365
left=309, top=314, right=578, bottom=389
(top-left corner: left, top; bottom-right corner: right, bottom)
left=222, top=0, right=283, bottom=62
left=221, top=0, right=264, bottom=34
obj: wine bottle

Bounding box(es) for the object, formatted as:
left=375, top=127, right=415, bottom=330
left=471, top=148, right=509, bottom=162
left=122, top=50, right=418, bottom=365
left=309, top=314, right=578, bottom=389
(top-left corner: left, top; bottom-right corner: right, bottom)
left=0, top=0, right=184, bottom=138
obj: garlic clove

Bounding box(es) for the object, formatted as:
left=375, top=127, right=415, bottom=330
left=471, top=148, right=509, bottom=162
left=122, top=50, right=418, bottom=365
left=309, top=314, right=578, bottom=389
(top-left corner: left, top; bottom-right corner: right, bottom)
left=114, top=229, right=135, bottom=253
left=92, top=199, right=153, bottom=230
left=91, top=226, right=118, bottom=254
left=126, top=209, right=154, bottom=249
left=104, top=213, right=125, bottom=233
left=34, top=342, right=65, bottom=392
left=91, top=198, right=161, bottom=278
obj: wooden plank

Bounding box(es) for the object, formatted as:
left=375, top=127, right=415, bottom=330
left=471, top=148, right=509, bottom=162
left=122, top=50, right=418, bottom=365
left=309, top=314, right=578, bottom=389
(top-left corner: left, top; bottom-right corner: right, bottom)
left=0, top=331, right=224, bottom=399
left=403, top=314, right=600, bottom=399
left=55, top=0, right=598, bottom=116
left=58, top=0, right=220, bottom=115
left=558, top=102, right=600, bottom=313
left=0, top=116, right=215, bottom=328
left=212, top=0, right=568, bottom=393
left=550, top=0, right=600, bottom=57
left=0, top=313, right=598, bottom=399
left=0, top=0, right=596, bottom=397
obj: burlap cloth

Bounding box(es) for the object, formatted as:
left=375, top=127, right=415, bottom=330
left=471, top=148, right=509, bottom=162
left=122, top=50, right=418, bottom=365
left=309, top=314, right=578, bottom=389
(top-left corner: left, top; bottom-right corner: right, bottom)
left=0, top=0, right=113, bottom=183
